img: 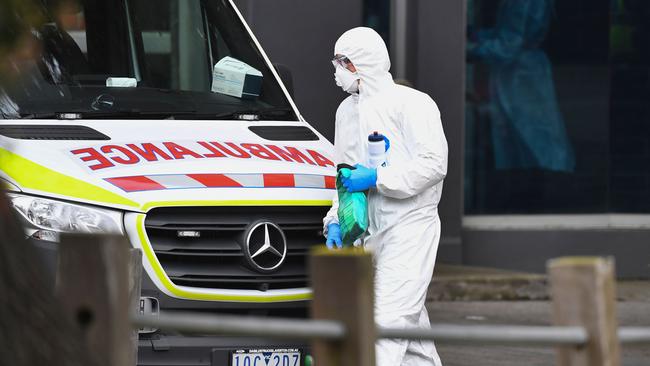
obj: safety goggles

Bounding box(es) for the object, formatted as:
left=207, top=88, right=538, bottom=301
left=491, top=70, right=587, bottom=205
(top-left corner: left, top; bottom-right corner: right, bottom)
left=331, top=54, right=352, bottom=68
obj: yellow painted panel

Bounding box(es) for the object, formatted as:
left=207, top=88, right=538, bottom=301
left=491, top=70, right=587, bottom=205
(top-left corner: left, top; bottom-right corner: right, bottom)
left=0, top=147, right=138, bottom=208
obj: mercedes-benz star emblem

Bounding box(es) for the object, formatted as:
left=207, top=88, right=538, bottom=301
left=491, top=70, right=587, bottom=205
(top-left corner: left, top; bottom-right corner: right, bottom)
left=244, top=221, right=287, bottom=273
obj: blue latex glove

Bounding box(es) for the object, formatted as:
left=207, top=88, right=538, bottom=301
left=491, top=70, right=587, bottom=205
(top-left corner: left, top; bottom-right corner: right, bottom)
left=341, top=164, right=377, bottom=193
left=383, top=135, right=390, bottom=152
left=325, top=223, right=342, bottom=249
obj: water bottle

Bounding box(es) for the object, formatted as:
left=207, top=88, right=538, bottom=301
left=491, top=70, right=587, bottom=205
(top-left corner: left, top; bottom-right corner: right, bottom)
left=368, top=131, right=386, bottom=168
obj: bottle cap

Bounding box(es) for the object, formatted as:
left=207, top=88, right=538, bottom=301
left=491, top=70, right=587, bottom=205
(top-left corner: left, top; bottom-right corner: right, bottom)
left=368, top=131, right=384, bottom=142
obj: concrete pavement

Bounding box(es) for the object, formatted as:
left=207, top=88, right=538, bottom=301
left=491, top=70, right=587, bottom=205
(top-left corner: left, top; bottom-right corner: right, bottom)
left=431, top=264, right=650, bottom=302
left=426, top=264, right=650, bottom=365
left=427, top=301, right=650, bottom=366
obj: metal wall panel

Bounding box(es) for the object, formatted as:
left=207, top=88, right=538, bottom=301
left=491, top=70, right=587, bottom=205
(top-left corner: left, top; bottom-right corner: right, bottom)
left=464, top=229, right=650, bottom=278
left=414, top=0, right=466, bottom=262
left=233, top=0, right=363, bottom=142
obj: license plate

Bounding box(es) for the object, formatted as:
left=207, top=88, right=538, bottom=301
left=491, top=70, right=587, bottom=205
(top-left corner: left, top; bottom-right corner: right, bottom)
left=231, top=348, right=300, bottom=366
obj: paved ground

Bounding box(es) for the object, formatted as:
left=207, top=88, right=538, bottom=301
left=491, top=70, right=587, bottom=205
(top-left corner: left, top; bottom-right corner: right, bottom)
left=426, top=300, right=650, bottom=366
left=424, top=265, right=650, bottom=365
left=431, top=265, right=650, bottom=302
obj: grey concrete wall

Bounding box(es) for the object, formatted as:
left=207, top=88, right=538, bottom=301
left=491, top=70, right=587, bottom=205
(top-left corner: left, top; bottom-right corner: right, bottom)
left=463, top=229, right=650, bottom=278
left=233, top=0, right=363, bottom=142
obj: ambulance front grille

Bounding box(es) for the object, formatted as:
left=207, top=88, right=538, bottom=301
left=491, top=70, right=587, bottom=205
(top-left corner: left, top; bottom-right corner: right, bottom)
left=144, top=206, right=328, bottom=291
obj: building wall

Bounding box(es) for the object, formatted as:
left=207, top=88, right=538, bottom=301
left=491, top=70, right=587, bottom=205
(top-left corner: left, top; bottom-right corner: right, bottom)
left=463, top=228, right=650, bottom=278
left=412, top=0, right=466, bottom=262
left=463, top=0, right=650, bottom=278
left=233, top=0, right=363, bottom=142
left=231, top=0, right=650, bottom=278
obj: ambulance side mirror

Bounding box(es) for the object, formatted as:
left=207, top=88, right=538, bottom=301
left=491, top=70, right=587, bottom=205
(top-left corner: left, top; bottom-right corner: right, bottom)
left=273, top=63, right=294, bottom=99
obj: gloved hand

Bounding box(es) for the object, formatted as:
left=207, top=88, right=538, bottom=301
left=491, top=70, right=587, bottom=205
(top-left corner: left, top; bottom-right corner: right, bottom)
left=325, top=223, right=342, bottom=249
left=341, top=164, right=377, bottom=192
left=383, top=135, right=390, bottom=152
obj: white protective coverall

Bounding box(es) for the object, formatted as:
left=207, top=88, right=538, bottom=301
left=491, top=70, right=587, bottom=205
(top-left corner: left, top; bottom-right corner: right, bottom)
left=323, top=27, right=447, bottom=366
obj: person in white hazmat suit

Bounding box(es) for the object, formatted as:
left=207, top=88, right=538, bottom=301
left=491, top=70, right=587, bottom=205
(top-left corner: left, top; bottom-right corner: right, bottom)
left=323, top=27, right=447, bottom=366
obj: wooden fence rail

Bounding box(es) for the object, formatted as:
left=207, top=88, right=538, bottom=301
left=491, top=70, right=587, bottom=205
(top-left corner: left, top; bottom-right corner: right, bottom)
left=52, top=234, right=647, bottom=366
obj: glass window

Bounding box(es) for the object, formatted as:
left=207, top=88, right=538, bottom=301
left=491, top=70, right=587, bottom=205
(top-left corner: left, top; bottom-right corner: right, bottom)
left=0, top=0, right=296, bottom=120
left=465, top=0, right=650, bottom=214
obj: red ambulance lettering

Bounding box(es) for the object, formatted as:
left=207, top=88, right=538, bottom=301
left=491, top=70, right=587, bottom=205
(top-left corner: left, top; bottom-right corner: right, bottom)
left=307, top=149, right=334, bottom=167
left=71, top=147, right=114, bottom=170
left=196, top=141, right=226, bottom=158
left=241, top=143, right=281, bottom=161
left=127, top=143, right=173, bottom=161
left=162, top=142, right=204, bottom=159
left=211, top=141, right=251, bottom=159
left=266, top=145, right=315, bottom=165
left=72, top=140, right=331, bottom=171
left=101, top=145, right=140, bottom=165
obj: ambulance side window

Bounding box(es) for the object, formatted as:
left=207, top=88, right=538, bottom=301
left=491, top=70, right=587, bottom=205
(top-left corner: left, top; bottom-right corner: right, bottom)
left=130, top=0, right=211, bottom=92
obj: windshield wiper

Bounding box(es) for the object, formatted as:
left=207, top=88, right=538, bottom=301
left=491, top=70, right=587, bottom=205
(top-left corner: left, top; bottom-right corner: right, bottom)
left=206, top=107, right=296, bottom=121
left=20, top=110, right=196, bottom=120
left=79, top=110, right=195, bottom=119
left=18, top=107, right=295, bottom=121
left=20, top=112, right=80, bottom=120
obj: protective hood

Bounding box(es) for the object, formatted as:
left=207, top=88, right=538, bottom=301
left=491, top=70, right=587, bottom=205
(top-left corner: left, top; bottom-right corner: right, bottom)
left=334, top=27, right=395, bottom=97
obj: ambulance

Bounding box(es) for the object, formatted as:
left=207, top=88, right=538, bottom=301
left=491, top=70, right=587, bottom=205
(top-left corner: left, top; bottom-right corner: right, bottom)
left=0, top=0, right=334, bottom=364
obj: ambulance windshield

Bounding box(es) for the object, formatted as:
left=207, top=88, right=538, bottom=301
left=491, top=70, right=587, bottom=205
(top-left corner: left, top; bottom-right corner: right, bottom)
left=0, top=0, right=298, bottom=120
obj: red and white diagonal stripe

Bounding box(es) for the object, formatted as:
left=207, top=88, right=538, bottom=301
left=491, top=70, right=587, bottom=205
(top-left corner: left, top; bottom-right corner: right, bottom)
left=105, top=173, right=336, bottom=192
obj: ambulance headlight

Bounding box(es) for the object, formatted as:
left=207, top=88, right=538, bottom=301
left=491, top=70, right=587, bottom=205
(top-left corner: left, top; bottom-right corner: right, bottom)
left=7, top=193, right=124, bottom=241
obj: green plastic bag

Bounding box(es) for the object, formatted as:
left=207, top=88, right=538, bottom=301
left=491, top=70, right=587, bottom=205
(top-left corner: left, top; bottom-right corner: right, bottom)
left=336, top=166, right=369, bottom=246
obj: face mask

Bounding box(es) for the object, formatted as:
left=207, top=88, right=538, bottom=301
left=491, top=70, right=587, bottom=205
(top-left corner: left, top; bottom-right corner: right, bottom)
left=334, top=65, right=359, bottom=94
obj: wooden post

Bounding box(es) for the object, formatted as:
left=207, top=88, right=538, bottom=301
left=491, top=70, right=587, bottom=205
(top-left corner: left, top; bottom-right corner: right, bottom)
left=0, top=194, right=97, bottom=366
left=310, top=247, right=375, bottom=366
left=548, top=257, right=621, bottom=366
left=56, top=234, right=133, bottom=366
left=128, top=249, right=143, bottom=366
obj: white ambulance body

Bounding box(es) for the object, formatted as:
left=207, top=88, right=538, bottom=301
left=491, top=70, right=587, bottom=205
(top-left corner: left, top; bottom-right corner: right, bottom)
left=0, top=0, right=333, bottom=364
